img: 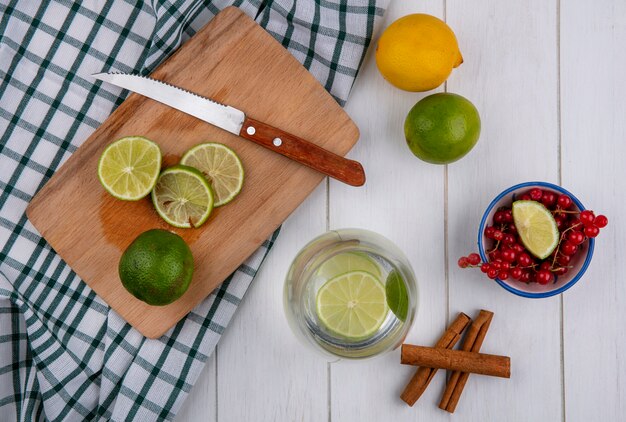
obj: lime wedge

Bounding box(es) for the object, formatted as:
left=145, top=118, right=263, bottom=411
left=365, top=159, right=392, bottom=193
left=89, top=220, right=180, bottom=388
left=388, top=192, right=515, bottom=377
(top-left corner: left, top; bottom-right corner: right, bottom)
left=385, top=270, right=409, bottom=322
left=316, top=252, right=382, bottom=281
left=180, top=143, right=244, bottom=206
left=316, top=271, right=388, bottom=340
left=151, top=165, right=214, bottom=228
left=97, top=136, right=161, bottom=200
left=512, top=200, right=559, bottom=259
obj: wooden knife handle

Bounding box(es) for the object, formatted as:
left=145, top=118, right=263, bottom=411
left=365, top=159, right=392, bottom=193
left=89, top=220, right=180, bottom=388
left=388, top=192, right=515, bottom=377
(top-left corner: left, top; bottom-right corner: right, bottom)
left=239, top=116, right=366, bottom=186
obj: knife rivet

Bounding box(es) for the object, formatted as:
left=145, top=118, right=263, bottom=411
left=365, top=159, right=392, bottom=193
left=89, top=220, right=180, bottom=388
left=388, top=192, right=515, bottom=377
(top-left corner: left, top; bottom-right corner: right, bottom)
left=273, top=138, right=282, bottom=147
left=246, top=126, right=256, bottom=135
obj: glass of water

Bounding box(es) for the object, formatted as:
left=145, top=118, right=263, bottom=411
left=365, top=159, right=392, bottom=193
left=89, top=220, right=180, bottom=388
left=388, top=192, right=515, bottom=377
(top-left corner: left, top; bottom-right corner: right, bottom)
left=284, top=228, right=418, bottom=359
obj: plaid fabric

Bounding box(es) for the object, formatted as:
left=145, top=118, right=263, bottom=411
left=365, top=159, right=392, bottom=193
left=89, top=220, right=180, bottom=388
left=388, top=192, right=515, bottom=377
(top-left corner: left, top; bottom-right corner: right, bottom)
left=0, top=1, right=387, bottom=421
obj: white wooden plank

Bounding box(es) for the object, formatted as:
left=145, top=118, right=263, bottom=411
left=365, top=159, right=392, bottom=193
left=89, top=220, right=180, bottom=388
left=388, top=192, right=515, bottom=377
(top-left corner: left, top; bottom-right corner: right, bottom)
left=175, top=355, right=217, bottom=422
left=329, top=0, right=449, bottom=420
left=561, top=1, right=626, bottom=420
left=446, top=0, right=561, bottom=420
left=215, top=183, right=328, bottom=422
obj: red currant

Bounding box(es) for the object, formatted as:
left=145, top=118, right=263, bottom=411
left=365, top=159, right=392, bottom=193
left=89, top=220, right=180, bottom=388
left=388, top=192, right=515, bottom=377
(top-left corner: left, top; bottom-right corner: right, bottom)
left=489, top=251, right=502, bottom=261
left=487, top=268, right=498, bottom=279
left=529, top=188, right=543, bottom=201
left=493, top=230, right=504, bottom=241
left=492, top=261, right=502, bottom=270
left=519, top=271, right=531, bottom=283
left=517, top=253, right=532, bottom=267
left=494, top=211, right=505, bottom=224
left=500, top=261, right=511, bottom=270
left=553, top=267, right=568, bottom=276
left=555, top=219, right=565, bottom=231
left=594, top=215, right=608, bottom=228
left=467, top=253, right=481, bottom=266
left=498, top=271, right=510, bottom=280
left=536, top=270, right=553, bottom=285
left=480, top=263, right=491, bottom=273
left=540, top=261, right=552, bottom=271
left=512, top=243, right=525, bottom=253
left=541, top=192, right=557, bottom=208
left=584, top=225, right=600, bottom=238
left=568, top=217, right=583, bottom=231
left=561, top=241, right=578, bottom=256
left=557, top=254, right=571, bottom=266
left=503, top=234, right=516, bottom=245
left=557, top=194, right=572, bottom=209
left=503, top=210, right=513, bottom=223
left=458, top=257, right=469, bottom=268
left=520, top=194, right=532, bottom=201
left=511, top=267, right=523, bottom=279
left=567, top=231, right=585, bottom=245
left=580, top=210, right=595, bottom=226
left=501, top=248, right=516, bottom=263
left=484, top=226, right=496, bottom=239
left=506, top=224, right=518, bottom=235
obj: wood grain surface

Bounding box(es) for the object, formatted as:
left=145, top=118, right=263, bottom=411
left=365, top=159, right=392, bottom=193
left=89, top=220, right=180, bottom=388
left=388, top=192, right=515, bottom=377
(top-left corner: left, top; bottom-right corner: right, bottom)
left=26, top=6, right=360, bottom=338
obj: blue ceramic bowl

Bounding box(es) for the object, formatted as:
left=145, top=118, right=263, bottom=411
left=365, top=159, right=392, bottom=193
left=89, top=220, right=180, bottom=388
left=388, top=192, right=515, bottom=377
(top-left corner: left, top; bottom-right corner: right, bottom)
left=478, top=181, right=594, bottom=298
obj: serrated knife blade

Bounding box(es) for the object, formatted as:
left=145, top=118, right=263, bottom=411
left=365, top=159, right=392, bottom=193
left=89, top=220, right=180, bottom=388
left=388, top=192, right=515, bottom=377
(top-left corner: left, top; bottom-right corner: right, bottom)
left=92, top=72, right=365, bottom=186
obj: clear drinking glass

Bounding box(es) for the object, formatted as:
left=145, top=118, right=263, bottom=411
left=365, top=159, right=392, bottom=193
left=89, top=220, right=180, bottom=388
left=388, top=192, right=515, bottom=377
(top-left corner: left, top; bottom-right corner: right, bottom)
left=284, top=229, right=418, bottom=359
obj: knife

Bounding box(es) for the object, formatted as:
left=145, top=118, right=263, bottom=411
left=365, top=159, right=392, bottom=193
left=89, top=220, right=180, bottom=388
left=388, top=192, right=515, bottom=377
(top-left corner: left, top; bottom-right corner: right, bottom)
left=92, top=72, right=366, bottom=187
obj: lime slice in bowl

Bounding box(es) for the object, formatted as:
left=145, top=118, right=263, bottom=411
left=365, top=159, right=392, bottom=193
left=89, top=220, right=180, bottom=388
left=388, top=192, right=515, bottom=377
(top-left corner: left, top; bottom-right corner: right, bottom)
left=316, top=252, right=382, bottom=281
left=316, top=270, right=388, bottom=340
left=512, top=200, right=559, bottom=259
left=151, top=165, right=214, bottom=228
left=180, top=143, right=244, bottom=206
left=97, top=136, right=161, bottom=201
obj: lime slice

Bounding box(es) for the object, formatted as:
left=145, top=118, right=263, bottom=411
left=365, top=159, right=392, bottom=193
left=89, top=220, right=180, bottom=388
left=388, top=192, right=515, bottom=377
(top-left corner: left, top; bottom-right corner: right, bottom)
left=151, top=165, right=214, bottom=228
left=385, top=270, right=409, bottom=322
left=180, top=143, right=244, bottom=206
left=97, top=136, right=161, bottom=200
left=316, top=252, right=382, bottom=281
left=316, top=270, right=388, bottom=340
left=512, top=200, right=559, bottom=259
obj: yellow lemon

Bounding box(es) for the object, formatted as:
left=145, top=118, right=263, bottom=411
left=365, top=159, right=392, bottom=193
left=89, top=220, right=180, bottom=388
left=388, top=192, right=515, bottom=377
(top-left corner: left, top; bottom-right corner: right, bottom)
left=375, top=14, right=463, bottom=92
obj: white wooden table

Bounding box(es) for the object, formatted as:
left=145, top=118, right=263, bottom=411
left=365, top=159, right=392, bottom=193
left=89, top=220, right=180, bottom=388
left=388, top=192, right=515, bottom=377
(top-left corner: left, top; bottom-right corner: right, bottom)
left=177, top=0, right=625, bottom=420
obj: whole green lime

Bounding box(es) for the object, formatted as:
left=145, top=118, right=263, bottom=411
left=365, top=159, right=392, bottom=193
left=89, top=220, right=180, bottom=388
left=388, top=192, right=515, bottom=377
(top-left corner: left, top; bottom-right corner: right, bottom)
left=119, top=229, right=194, bottom=306
left=404, top=93, right=481, bottom=164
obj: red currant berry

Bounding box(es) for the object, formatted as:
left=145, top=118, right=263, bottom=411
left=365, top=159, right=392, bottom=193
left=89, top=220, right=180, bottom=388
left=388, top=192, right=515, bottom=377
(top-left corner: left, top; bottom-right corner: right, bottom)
left=480, top=263, right=491, bottom=273
left=519, top=271, right=531, bottom=283
left=487, top=268, right=498, bottom=279
left=494, top=211, right=505, bottom=224
left=489, top=251, right=502, bottom=261
left=517, top=253, right=532, bottom=267
left=529, top=188, right=543, bottom=201
left=520, top=194, right=532, bottom=201
left=458, top=257, right=469, bottom=268
left=492, top=230, right=504, bottom=241
left=561, top=241, right=578, bottom=256
left=594, top=215, right=608, bottom=228
left=506, top=224, right=518, bottom=235
left=503, top=210, right=513, bottom=223
left=584, top=225, right=600, bottom=238
left=580, top=210, right=595, bottom=226
left=553, top=267, right=568, bottom=276
left=512, top=243, right=525, bottom=253
left=536, top=270, right=553, bottom=285
left=484, top=226, right=496, bottom=239
left=540, top=261, right=552, bottom=271
left=492, top=261, right=502, bottom=270
left=541, top=192, right=557, bottom=208
left=568, top=218, right=583, bottom=232
left=503, top=234, right=516, bottom=245
left=498, top=271, right=510, bottom=280
left=567, top=231, right=585, bottom=245
left=467, top=253, right=481, bottom=266
left=500, top=261, right=511, bottom=270
left=557, top=194, right=572, bottom=209
left=557, top=254, right=571, bottom=266
left=555, top=219, right=565, bottom=231
left=511, top=267, right=523, bottom=280
left=501, top=248, right=516, bottom=263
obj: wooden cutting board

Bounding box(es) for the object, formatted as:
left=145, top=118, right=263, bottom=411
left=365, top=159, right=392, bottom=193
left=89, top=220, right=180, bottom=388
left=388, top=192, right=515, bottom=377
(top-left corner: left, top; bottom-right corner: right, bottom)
left=26, top=6, right=360, bottom=338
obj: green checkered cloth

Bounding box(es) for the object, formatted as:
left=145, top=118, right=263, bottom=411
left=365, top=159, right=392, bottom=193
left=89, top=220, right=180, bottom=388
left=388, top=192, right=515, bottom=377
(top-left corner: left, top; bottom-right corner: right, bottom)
left=0, top=1, right=387, bottom=421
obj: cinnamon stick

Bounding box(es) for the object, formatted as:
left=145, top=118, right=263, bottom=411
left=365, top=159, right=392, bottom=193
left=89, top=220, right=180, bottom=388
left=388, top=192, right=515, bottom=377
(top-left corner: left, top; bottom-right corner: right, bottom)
left=439, top=310, right=495, bottom=413
left=400, top=312, right=471, bottom=406
left=400, top=345, right=510, bottom=378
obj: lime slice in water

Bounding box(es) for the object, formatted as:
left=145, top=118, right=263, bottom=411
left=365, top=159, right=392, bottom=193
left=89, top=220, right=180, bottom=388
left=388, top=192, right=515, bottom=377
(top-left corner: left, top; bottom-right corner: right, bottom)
left=151, top=165, right=214, bottom=228
left=316, top=270, right=388, bottom=340
left=512, top=200, right=559, bottom=259
left=97, top=136, right=161, bottom=201
left=316, top=252, right=382, bottom=281
left=385, top=270, right=409, bottom=322
left=180, top=143, right=244, bottom=206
